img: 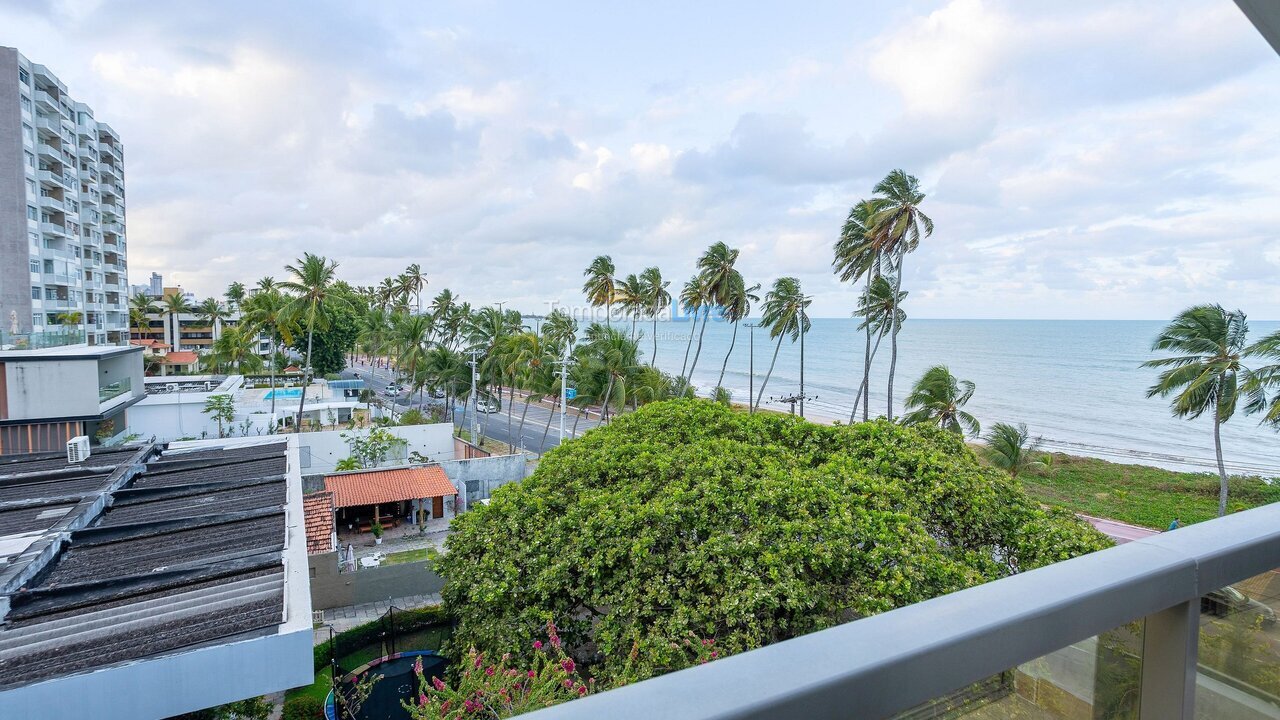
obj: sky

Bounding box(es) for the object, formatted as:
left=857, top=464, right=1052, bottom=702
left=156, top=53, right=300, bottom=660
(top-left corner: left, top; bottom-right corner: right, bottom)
left=3, top=0, right=1278, bottom=319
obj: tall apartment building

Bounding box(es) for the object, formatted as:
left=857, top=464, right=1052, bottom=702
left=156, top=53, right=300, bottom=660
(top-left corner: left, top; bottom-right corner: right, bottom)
left=0, top=47, right=129, bottom=349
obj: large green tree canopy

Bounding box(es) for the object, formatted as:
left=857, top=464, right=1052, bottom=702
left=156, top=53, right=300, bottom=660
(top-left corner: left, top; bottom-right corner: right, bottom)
left=438, top=400, right=1108, bottom=685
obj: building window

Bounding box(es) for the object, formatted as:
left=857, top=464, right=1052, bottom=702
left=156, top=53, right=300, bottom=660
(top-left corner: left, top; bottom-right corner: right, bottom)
left=19, top=68, right=29, bottom=84
left=20, top=95, right=31, bottom=112
left=25, top=151, right=34, bottom=168
left=31, top=286, right=40, bottom=300
left=22, top=124, right=33, bottom=144
left=27, top=179, right=36, bottom=194
left=27, top=206, right=38, bottom=221
left=29, top=260, right=40, bottom=274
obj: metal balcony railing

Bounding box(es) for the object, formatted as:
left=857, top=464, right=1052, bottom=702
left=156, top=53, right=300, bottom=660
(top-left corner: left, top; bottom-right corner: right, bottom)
left=523, top=503, right=1280, bottom=720
left=98, top=378, right=132, bottom=404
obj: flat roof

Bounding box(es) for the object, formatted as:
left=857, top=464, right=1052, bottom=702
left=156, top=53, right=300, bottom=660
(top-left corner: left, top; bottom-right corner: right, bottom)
left=0, top=440, right=301, bottom=694
left=0, top=344, right=142, bottom=362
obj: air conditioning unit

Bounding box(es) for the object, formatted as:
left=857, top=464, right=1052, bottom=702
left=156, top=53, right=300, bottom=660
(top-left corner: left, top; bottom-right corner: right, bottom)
left=67, top=436, right=91, bottom=464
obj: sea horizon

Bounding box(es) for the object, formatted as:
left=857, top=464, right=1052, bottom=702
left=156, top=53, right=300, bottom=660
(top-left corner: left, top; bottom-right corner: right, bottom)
left=588, top=317, right=1280, bottom=477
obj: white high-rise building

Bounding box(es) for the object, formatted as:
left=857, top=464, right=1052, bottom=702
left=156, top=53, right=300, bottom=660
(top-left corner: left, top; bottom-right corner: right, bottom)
left=1, top=47, right=129, bottom=348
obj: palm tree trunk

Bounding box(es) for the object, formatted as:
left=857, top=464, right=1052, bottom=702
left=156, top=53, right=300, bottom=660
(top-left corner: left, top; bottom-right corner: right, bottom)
left=1214, top=403, right=1228, bottom=517
left=754, top=335, right=784, bottom=410
left=601, top=374, right=616, bottom=422
left=887, top=250, right=905, bottom=421
left=605, top=300, right=611, bottom=328
left=572, top=404, right=585, bottom=437
left=539, top=395, right=557, bottom=452
left=651, top=315, right=659, bottom=366
left=516, top=394, right=532, bottom=451
left=295, top=325, right=314, bottom=432
left=853, top=272, right=873, bottom=423
left=630, top=315, right=636, bottom=344
left=852, top=325, right=888, bottom=422
left=716, top=320, right=740, bottom=391
left=684, top=307, right=712, bottom=394
left=505, top=378, right=515, bottom=453
left=680, top=309, right=699, bottom=380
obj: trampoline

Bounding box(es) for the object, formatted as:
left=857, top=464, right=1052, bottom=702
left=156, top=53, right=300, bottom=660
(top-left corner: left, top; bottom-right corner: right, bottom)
left=327, top=650, right=449, bottom=720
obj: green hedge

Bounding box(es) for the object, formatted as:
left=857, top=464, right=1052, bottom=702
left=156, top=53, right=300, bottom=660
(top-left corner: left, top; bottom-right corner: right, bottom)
left=314, top=604, right=452, bottom=672
left=282, top=695, right=325, bottom=720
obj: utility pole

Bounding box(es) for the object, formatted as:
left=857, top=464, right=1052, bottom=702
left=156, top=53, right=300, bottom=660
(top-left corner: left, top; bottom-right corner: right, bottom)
left=799, top=307, right=806, bottom=419
left=771, top=392, right=817, bottom=417
left=467, top=350, right=480, bottom=444
left=746, top=322, right=757, bottom=414
left=554, top=348, right=571, bottom=443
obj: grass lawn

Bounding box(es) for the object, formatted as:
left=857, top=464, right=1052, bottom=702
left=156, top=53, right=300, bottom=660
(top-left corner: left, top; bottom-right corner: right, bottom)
left=1017, top=453, right=1280, bottom=529
left=382, top=547, right=432, bottom=567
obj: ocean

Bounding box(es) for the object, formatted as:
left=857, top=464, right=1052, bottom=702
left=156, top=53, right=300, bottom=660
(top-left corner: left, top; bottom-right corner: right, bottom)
left=622, top=318, right=1280, bottom=476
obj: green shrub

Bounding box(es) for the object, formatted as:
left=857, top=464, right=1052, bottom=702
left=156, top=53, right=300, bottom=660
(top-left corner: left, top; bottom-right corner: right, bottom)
left=282, top=695, right=324, bottom=720
left=439, top=399, right=1111, bottom=686
left=324, top=373, right=342, bottom=381
left=314, top=605, right=451, bottom=672
left=398, top=409, right=426, bottom=425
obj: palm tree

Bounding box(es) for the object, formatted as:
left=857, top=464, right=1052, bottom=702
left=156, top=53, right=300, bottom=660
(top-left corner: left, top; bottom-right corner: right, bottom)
left=982, top=423, right=1045, bottom=478
left=225, top=282, right=247, bottom=311
left=715, top=274, right=760, bottom=392
left=849, top=276, right=906, bottom=421
left=243, top=288, right=294, bottom=419
left=402, top=263, right=426, bottom=313
left=638, top=267, right=670, bottom=366
left=196, top=297, right=230, bottom=343
left=256, top=276, right=276, bottom=293
left=582, top=255, right=617, bottom=327
left=1143, top=304, right=1254, bottom=517
left=129, top=292, right=160, bottom=340
left=754, top=277, right=810, bottom=411
left=207, top=325, right=265, bottom=374
left=279, top=253, right=345, bottom=433
left=585, top=324, right=639, bottom=421
left=1245, top=330, right=1280, bottom=427
left=678, top=275, right=706, bottom=382
left=542, top=309, right=578, bottom=355
left=391, top=312, right=433, bottom=405
left=833, top=197, right=891, bottom=421
left=161, top=293, right=192, bottom=352
left=685, top=242, right=739, bottom=394
left=902, top=365, right=980, bottom=436
left=868, top=170, right=933, bottom=420
left=616, top=273, right=645, bottom=343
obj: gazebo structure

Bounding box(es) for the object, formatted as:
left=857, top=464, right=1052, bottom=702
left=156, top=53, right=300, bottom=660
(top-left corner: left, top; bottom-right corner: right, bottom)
left=323, top=466, right=458, bottom=541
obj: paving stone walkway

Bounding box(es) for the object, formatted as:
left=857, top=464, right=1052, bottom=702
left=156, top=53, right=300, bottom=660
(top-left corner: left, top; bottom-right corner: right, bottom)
left=315, top=593, right=443, bottom=639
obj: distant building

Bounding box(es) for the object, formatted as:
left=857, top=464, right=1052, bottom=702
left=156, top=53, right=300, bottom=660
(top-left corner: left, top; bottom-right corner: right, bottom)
left=0, top=47, right=130, bottom=349
left=131, top=283, right=271, bottom=361
left=0, top=343, right=145, bottom=454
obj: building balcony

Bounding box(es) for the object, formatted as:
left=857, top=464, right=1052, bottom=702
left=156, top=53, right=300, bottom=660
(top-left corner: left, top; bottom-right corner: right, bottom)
left=529, top=505, right=1280, bottom=720
left=34, top=116, right=61, bottom=136
left=39, top=222, right=67, bottom=237
left=37, top=170, right=70, bottom=190
left=78, top=167, right=98, bottom=183
left=36, top=142, right=61, bottom=161
left=98, top=163, right=119, bottom=180
left=102, top=222, right=124, bottom=235
left=34, top=90, right=60, bottom=113
left=43, top=272, right=75, bottom=286
left=38, top=196, right=65, bottom=212
left=100, top=201, right=122, bottom=216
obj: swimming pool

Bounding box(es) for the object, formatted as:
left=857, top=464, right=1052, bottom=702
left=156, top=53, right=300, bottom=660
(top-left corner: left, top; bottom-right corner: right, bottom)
left=263, top=388, right=303, bottom=400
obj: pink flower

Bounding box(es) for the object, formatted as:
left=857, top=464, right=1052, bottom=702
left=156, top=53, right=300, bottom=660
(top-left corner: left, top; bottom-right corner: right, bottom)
left=578, top=685, right=588, bottom=696
left=485, top=666, right=495, bottom=677
left=533, top=640, right=543, bottom=651
left=419, top=694, right=428, bottom=706
left=432, top=676, right=447, bottom=691
left=441, top=701, right=451, bottom=712
left=551, top=635, right=562, bottom=649
left=415, top=656, right=424, bottom=673
left=710, top=651, right=718, bottom=658
left=563, top=679, right=573, bottom=689
left=474, top=654, right=484, bottom=668
left=527, top=670, right=537, bottom=678
left=561, top=658, right=576, bottom=674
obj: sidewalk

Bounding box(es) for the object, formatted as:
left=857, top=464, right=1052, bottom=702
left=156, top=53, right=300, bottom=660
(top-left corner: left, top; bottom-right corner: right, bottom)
left=315, top=593, right=442, bottom=639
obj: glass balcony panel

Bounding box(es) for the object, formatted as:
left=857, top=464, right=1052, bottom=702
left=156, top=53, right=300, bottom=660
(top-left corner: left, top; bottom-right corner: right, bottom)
left=1195, top=567, right=1280, bottom=719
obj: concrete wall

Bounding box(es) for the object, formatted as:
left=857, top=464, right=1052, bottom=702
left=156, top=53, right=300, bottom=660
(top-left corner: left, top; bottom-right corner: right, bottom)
left=296, top=424, right=455, bottom=475
left=3, top=358, right=98, bottom=418
left=308, top=551, right=445, bottom=611
left=438, top=453, right=528, bottom=507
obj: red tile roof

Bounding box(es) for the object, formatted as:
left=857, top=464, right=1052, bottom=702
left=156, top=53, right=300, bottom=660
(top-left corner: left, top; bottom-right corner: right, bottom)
left=131, top=338, right=170, bottom=349
left=162, top=351, right=199, bottom=365
left=303, top=491, right=335, bottom=554
left=323, top=466, right=456, bottom=509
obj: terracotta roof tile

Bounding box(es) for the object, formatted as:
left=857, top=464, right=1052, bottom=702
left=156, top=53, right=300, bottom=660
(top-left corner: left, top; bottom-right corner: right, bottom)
left=303, top=491, right=335, bottom=554
left=162, top=351, right=199, bottom=365
left=323, top=466, right=456, bottom=509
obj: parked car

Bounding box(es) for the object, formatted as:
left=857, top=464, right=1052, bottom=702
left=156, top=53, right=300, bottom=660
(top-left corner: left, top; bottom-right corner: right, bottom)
left=431, top=389, right=446, bottom=399
left=1202, top=586, right=1277, bottom=628
left=383, top=385, right=401, bottom=397
left=477, top=399, right=499, bottom=413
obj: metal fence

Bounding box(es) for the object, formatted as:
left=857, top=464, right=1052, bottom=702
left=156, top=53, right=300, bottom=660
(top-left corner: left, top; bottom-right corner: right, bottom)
left=522, top=502, right=1280, bottom=720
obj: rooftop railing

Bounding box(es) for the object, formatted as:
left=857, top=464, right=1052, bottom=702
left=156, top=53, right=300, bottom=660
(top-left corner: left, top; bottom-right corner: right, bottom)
left=0, top=329, right=86, bottom=350
left=523, top=503, right=1280, bottom=720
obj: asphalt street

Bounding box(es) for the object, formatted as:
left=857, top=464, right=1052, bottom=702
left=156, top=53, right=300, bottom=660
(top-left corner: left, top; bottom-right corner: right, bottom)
left=340, top=361, right=601, bottom=455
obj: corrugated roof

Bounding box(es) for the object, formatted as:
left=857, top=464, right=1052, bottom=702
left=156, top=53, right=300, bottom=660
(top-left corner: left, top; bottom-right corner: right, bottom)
left=303, top=491, right=335, bottom=554
left=323, top=466, right=456, bottom=508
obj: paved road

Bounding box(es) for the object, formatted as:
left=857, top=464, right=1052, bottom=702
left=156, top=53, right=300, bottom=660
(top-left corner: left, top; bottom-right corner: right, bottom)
left=341, top=362, right=601, bottom=455
left=1079, top=514, right=1161, bottom=544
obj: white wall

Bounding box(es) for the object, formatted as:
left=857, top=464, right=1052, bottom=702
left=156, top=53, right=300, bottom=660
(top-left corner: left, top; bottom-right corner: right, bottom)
left=4, top=359, right=98, bottom=418
left=296, top=423, right=456, bottom=474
